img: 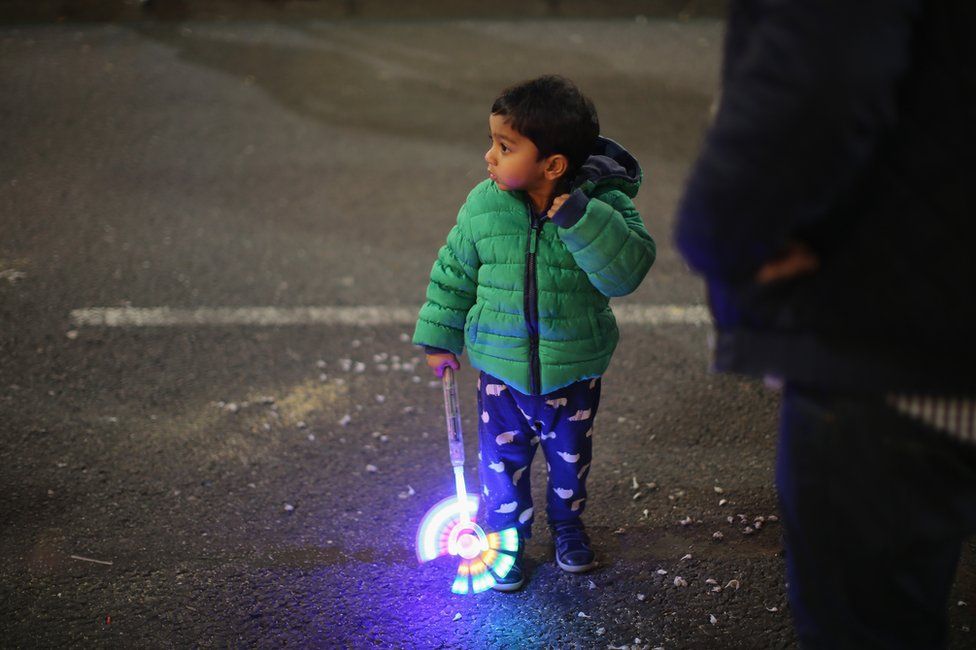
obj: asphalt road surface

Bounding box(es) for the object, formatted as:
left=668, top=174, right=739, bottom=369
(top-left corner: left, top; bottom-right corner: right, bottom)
left=1, top=6, right=974, bottom=649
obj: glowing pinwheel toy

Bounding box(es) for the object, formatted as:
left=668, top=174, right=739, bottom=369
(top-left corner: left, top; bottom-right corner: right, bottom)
left=415, top=367, right=520, bottom=594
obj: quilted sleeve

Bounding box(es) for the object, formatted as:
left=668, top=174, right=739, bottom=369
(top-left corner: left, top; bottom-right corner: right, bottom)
left=412, top=203, right=480, bottom=354
left=553, top=189, right=655, bottom=297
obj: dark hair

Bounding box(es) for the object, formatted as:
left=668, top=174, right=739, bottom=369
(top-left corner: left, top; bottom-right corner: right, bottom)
left=490, top=75, right=599, bottom=178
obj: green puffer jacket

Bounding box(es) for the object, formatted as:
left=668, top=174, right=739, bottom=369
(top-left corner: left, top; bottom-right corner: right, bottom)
left=413, top=137, right=655, bottom=395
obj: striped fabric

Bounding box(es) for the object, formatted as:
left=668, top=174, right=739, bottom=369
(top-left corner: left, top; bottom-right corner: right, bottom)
left=887, top=395, right=976, bottom=443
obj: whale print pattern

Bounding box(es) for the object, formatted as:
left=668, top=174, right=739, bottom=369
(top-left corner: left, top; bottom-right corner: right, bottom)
left=486, top=383, right=507, bottom=396
left=512, top=465, right=528, bottom=486
left=495, top=431, right=517, bottom=445
left=476, top=372, right=601, bottom=535
left=568, top=409, right=591, bottom=422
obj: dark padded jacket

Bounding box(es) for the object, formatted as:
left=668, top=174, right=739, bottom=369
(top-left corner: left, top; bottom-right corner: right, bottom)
left=675, top=0, right=976, bottom=393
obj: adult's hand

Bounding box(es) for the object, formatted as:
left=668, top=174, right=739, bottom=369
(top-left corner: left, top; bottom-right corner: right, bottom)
left=755, top=242, right=820, bottom=284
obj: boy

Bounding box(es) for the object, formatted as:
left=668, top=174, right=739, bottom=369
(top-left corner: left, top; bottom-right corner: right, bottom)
left=413, top=75, right=655, bottom=591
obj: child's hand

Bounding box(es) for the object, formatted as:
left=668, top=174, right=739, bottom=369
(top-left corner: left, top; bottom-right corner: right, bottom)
left=546, top=193, right=571, bottom=219
left=426, top=352, right=460, bottom=377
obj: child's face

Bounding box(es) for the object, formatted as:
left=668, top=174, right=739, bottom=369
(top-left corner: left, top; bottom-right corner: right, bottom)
left=485, top=114, right=549, bottom=193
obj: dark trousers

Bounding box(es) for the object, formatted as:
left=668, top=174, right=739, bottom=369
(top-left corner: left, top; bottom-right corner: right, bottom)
left=778, top=386, right=976, bottom=649
left=477, top=372, right=601, bottom=538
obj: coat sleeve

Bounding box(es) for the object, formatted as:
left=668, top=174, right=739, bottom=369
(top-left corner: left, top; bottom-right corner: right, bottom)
left=675, top=0, right=922, bottom=281
left=412, top=203, right=480, bottom=354
left=552, top=188, right=656, bottom=297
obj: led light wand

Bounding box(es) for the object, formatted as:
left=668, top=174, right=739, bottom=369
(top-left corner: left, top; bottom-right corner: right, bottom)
left=415, top=366, right=520, bottom=594
left=443, top=367, right=470, bottom=517
left=441, top=367, right=486, bottom=557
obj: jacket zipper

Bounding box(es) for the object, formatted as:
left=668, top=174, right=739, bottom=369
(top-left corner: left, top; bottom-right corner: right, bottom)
left=524, top=210, right=543, bottom=395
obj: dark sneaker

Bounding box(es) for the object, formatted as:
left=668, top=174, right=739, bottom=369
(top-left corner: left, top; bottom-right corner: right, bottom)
left=491, top=535, right=525, bottom=592
left=551, top=521, right=596, bottom=573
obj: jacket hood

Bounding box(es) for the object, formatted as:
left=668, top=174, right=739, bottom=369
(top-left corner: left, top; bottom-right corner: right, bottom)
left=572, top=136, right=642, bottom=198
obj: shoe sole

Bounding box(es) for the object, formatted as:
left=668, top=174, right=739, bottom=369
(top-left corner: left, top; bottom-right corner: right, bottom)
left=556, top=558, right=596, bottom=573
left=491, top=578, right=524, bottom=592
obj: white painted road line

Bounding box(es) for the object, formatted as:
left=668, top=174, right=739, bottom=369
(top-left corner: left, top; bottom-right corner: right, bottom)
left=70, top=306, right=420, bottom=327
left=69, top=304, right=711, bottom=328
left=614, top=304, right=710, bottom=326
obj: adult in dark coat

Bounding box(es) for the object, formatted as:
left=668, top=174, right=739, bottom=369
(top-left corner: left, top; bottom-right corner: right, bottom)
left=675, top=1, right=976, bottom=647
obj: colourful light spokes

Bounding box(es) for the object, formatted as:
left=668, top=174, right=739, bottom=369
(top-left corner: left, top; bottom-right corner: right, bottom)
left=467, top=558, right=487, bottom=576
left=483, top=527, right=520, bottom=580
left=451, top=572, right=470, bottom=595
left=491, top=552, right=515, bottom=580
left=416, top=493, right=479, bottom=563
left=480, top=549, right=498, bottom=568
left=459, top=557, right=497, bottom=594
left=417, top=497, right=521, bottom=594
left=471, top=568, right=496, bottom=593
left=496, top=527, right=520, bottom=553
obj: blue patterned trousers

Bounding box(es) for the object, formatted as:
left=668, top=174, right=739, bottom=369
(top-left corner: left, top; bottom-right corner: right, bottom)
left=476, top=372, right=601, bottom=538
